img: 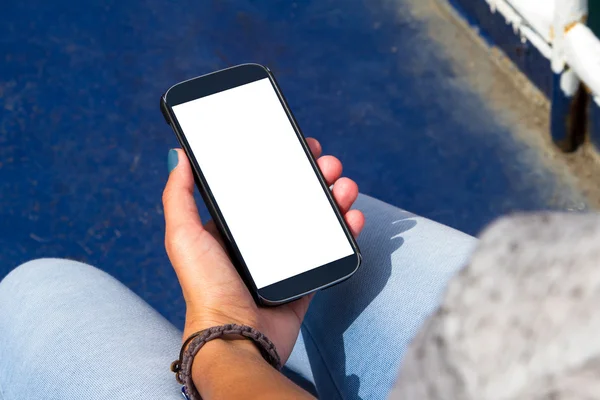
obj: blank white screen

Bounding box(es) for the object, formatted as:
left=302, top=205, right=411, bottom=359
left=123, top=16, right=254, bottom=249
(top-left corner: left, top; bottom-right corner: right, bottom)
left=172, top=78, right=353, bottom=289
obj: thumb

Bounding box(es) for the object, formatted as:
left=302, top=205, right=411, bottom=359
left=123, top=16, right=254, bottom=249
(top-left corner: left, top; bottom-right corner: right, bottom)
left=162, top=149, right=241, bottom=307
left=162, top=149, right=203, bottom=234
left=163, top=149, right=214, bottom=301
left=163, top=149, right=210, bottom=275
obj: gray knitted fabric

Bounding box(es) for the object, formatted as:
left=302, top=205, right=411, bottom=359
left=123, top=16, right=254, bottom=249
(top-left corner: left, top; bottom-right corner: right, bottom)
left=390, top=213, right=600, bottom=400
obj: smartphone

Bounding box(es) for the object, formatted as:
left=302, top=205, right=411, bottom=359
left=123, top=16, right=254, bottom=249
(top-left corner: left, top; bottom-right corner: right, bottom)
left=160, top=63, right=361, bottom=306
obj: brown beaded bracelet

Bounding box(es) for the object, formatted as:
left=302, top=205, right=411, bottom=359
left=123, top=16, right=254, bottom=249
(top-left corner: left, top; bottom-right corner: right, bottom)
left=170, top=324, right=282, bottom=400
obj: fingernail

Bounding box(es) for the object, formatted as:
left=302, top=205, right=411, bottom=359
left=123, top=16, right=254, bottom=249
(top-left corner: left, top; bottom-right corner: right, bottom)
left=168, top=149, right=179, bottom=173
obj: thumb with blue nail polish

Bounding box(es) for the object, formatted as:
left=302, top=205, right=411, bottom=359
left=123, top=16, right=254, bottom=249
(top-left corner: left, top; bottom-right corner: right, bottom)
left=168, top=149, right=179, bottom=173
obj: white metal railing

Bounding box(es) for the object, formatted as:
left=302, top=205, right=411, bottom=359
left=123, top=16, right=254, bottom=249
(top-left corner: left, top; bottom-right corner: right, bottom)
left=486, top=0, right=552, bottom=58
left=564, top=23, right=600, bottom=103
left=486, top=0, right=600, bottom=101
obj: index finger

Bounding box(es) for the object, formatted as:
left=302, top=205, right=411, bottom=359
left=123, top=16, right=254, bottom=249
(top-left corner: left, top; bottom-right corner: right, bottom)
left=306, top=138, right=322, bottom=159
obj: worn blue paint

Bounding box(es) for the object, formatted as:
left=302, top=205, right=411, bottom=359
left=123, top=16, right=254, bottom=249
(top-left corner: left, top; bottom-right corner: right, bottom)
left=449, top=0, right=553, bottom=98
left=0, top=0, right=586, bottom=328
left=451, top=0, right=596, bottom=152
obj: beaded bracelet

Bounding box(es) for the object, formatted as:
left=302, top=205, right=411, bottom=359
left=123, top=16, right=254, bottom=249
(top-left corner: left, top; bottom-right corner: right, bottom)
left=170, top=324, right=282, bottom=400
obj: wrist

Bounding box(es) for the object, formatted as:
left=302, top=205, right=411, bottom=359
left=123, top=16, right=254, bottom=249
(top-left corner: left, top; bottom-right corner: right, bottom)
left=191, top=337, right=266, bottom=393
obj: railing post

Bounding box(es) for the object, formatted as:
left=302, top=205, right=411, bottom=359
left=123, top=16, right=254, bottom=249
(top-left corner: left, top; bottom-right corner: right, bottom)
left=550, top=0, right=588, bottom=151
left=588, top=0, right=600, bottom=151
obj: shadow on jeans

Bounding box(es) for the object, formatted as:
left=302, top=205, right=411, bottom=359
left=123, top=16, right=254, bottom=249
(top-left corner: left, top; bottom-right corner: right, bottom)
left=302, top=206, right=417, bottom=399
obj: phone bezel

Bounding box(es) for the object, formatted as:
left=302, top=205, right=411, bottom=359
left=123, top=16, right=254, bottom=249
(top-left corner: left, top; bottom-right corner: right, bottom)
left=161, top=63, right=361, bottom=305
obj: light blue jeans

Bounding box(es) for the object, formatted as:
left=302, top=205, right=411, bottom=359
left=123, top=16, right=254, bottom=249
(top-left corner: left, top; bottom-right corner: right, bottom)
left=0, top=195, right=475, bottom=400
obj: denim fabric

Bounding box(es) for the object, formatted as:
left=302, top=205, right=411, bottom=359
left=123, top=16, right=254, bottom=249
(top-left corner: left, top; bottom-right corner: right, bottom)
left=0, top=258, right=182, bottom=399
left=286, top=195, right=476, bottom=399
left=0, top=194, right=475, bottom=399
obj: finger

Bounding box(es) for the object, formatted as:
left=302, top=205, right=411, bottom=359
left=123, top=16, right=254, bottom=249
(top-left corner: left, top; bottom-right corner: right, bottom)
left=306, top=138, right=322, bottom=159
left=345, top=209, right=365, bottom=237
left=317, top=155, right=342, bottom=186
left=163, top=151, right=231, bottom=303
left=332, top=177, right=359, bottom=214
left=204, top=220, right=226, bottom=249
left=163, top=149, right=203, bottom=235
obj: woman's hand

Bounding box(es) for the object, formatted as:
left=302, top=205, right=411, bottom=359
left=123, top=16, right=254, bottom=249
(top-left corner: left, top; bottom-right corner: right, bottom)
left=162, top=138, right=365, bottom=364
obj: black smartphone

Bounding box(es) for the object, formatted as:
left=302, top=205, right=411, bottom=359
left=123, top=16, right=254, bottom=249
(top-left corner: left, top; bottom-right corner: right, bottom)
left=160, top=63, right=361, bottom=306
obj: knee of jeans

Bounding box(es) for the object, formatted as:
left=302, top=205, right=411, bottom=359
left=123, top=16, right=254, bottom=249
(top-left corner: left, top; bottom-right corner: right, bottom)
left=0, top=258, right=98, bottom=299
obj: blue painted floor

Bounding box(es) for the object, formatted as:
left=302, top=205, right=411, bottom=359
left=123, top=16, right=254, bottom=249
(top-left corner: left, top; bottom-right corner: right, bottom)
left=0, top=0, right=588, bottom=328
